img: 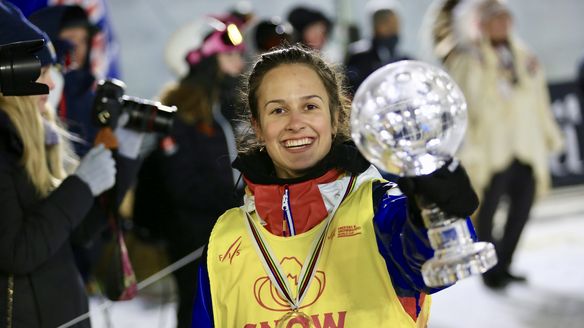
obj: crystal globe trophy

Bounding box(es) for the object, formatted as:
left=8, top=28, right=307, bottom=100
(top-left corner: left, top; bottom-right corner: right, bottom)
left=351, top=60, right=497, bottom=287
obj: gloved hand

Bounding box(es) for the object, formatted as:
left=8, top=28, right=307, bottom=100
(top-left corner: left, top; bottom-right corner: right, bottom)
left=115, top=113, right=145, bottom=159
left=73, top=144, right=116, bottom=196
left=397, top=159, right=479, bottom=218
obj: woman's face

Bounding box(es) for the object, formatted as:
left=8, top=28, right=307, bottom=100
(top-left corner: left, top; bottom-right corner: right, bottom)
left=59, top=26, right=89, bottom=70
left=254, top=63, right=336, bottom=179
left=35, top=66, right=55, bottom=109
left=483, top=13, right=511, bottom=43
left=217, top=51, right=244, bottom=77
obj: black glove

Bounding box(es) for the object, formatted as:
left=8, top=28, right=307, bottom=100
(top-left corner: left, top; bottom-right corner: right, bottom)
left=397, top=160, right=479, bottom=218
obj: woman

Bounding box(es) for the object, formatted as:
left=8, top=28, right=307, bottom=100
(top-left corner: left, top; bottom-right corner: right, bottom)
left=133, top=17, right=246, bottom=328
left=191, top=45, right=479, bottom=327
left=0, top=3, right=140, bottom=326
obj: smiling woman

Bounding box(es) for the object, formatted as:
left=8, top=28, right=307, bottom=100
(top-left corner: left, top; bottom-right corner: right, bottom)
left=191, top=44, right=480, bottom=328
left=254, top=63, right=336, bottom=178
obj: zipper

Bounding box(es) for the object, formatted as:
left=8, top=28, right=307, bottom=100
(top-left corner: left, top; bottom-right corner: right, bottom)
left=281, top=185, right=295, bottom=237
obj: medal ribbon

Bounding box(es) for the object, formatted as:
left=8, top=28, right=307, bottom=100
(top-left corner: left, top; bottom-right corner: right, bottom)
left=244, top=175, right=356, bottom=310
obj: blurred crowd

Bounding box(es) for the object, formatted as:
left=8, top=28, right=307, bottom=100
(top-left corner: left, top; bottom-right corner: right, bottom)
left=0, top=0, right=580, bottom=327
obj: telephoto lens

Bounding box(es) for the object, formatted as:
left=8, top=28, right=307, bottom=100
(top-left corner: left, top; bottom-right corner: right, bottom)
left=93, top=79, right=176, bottom=134
left=121, top=95, right=176, bottom=134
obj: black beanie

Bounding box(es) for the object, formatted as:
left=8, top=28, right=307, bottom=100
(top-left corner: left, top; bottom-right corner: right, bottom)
left=0, top=1, right=55, bottom=67
left=254, top=17, right=294, bottom=52
left=287, top=6, right=332, bottom=38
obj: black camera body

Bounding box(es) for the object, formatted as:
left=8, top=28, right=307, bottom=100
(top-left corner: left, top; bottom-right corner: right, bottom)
left=93, top=79, right=176, bottom=134
left=0, top=39, right=49, bottom=96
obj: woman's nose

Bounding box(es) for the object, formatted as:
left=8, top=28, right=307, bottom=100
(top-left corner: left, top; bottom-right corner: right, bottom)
left=285, top=110, right=306, bottom=131
left=39, top=67, right=56, bottom=91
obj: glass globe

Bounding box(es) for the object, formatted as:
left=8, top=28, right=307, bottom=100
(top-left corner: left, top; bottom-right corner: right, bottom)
left=351, top=60, right=467, bottom=176
left=351, top=60, right=497, bottom=287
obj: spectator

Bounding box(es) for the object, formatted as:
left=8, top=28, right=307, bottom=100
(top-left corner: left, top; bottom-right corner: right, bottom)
left=29, top=5, right=99, bottom=157
left=434, top=0, right=564, bottom=289
left=133, top=17, right=246, bottom=328
left=345, top=3, right=410, bottom=95
left=287, top=6, right=332, bottom=51
left=9, top=0, right=122, bottom=80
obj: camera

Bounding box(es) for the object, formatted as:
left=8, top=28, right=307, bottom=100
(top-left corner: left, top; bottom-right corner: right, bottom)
left=0, top=39, right=49, bottom=96
left=93, top=79, right=176, bottom=134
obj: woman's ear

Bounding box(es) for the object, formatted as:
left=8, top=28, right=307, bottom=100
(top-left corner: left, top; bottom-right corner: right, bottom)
left=331, top=109, right=339, bottom=136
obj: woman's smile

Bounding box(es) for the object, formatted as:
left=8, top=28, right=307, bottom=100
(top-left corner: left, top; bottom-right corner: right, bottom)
left=283, top=137, right=314, bottom=149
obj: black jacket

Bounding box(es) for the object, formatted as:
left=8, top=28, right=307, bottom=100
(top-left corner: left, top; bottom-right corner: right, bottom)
left=133, top=114, right=241, bottom=256
left=345, top=38, right=410, bottom=95
left=0, top=110, right=136, bottom=327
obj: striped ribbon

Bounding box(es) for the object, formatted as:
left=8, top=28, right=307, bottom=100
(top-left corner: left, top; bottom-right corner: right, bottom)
left=243, top=175, right=356, bottom=310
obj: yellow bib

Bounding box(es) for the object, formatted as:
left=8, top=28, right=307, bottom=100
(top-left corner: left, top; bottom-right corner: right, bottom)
left=207, top=179, right=430, bottom=327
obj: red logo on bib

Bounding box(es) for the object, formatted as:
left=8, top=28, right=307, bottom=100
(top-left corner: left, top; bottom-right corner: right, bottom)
left=219, top=236, right=242, bottom=264
left=253, top=257, right=326, bottom=311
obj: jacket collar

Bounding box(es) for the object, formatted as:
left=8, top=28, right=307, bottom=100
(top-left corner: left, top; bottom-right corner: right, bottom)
left=232, top=141, right=370, bottom=186
left=234, top=141, right=379, bottom=236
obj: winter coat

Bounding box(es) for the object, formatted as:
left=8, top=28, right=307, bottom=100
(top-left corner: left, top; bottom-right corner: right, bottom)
left=444, top=38, right=564, bottom=197
left=0, top=109, right=137, bottom=327
left=133, top=104, right=240, bottom=259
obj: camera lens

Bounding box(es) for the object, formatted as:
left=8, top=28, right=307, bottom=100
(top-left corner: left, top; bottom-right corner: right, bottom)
left=121, top=96, right=177, bottom=134
left=93, top=78, right=176, bottom=134
left=0, top=40, right=49, bottom=96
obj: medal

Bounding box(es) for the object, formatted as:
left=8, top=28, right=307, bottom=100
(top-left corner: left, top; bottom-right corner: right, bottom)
left=243, top=175, right=356, bottom=324
left=276, top=310, right=313, bottom=328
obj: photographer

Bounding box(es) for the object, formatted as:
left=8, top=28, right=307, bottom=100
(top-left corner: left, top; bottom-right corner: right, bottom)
left=133, top=16, right=245, bottom=328
left=0, top=2, right=143, bottom=327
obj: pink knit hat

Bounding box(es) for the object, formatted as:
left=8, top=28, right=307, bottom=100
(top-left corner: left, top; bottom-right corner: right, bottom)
left=185, top=17, right=245, bottom=66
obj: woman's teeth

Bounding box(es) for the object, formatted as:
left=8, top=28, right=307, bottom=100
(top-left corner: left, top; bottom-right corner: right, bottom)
left=285, top=138, right=312, bottom=148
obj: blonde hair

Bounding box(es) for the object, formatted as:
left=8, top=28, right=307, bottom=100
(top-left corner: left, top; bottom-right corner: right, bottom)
left=0, top=95, right=76, bottom=197
left=41, top=102, right=79, bottom=176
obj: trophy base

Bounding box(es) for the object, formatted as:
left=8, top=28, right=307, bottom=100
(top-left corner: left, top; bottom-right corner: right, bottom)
left=421, top=241, right=497, bottom=287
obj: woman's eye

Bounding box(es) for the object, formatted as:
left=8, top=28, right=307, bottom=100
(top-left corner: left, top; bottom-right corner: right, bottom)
left=271, top=107, right=285, bottom=114
left=306, top=104, right=318, bottom=110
